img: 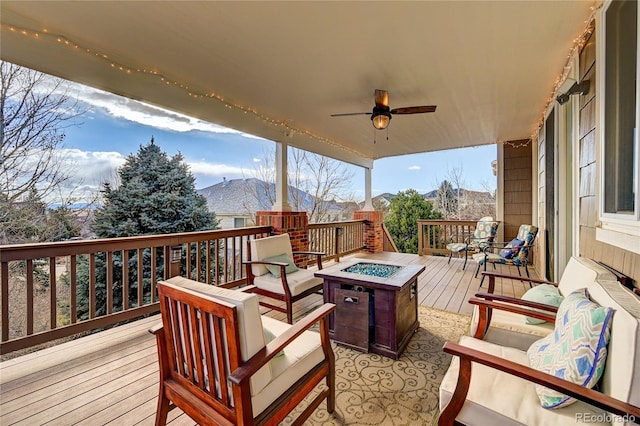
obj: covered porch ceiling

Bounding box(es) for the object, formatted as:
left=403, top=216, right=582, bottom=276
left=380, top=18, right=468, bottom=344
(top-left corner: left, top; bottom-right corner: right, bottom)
left=0, top=1, right=593, bottom=168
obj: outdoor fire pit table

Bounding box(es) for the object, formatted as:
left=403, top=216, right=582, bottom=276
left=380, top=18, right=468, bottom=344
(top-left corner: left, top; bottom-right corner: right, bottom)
left=314, top=259, right=425, bottom=359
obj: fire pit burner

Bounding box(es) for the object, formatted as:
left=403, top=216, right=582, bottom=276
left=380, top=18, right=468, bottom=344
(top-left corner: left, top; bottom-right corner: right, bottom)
left=341, top=262, right=401, bottom=278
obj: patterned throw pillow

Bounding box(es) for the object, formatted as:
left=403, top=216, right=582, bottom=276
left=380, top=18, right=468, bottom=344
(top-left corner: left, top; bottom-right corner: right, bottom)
left=263, top=253, right=299, bottom=277
left=499, top=238, right=524, bottom=259
left=520, top=284, right=564, bottom=325
left=527, top=289, right=614, bottom=408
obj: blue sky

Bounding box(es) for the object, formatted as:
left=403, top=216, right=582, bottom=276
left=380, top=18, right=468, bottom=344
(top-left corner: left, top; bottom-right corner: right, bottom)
left=59, top=83, right=496, bottom=203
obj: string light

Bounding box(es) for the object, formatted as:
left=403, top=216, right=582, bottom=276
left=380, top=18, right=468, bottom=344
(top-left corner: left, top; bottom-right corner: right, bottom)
left=531, top=3, right=600, bottom=141
left=3, top=7, right=601, bottom=156
left=501, top=139, right=531, bottom=149
left=0, top=22, right=367, bottom=159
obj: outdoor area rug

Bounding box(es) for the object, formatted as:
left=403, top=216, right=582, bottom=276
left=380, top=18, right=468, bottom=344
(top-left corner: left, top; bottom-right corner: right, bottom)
left=283, top=306, right=471, bottom=425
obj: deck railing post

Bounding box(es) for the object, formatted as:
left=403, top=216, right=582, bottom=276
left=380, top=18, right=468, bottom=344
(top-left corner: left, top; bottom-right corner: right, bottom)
left=169, top=245, right=182, bottom=278
left=334, top=227, right=343, bottom=262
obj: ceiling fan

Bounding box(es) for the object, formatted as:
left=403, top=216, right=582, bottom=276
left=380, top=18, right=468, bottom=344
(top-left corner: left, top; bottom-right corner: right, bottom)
left=331, top=89, right=437, bottom=130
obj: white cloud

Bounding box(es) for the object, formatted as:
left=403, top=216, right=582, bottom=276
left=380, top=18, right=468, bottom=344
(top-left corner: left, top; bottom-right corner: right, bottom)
left=240, top=132, right=268, bottom=141
left=62, top=148, right=127, bottom=182
left=187, top=161, right=254, bottom=179
left=53, top=147, right=262, bottom=202
left=408, top=165, right=421, bottom=171
left=253, top=158, right=261, bottom=163
left=44, top=149, right=127, bottom=203
left=70, top=84, right=245, bottom=135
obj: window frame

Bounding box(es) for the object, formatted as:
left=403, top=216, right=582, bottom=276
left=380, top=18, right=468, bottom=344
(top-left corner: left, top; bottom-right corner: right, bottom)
left=233, top=217, right=247, bottom=228
left=596, top=0, right=640, bottom=254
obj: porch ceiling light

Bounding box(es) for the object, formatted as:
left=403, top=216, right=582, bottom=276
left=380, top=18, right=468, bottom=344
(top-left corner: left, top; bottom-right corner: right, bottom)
left=556, top=79, right=590, bottom=105
left=371, top=106, right=392, bottom=130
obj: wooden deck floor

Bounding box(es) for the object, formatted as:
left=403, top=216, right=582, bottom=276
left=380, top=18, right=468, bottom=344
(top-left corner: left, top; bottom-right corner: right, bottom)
left=0, top=252, right=538, bottom=425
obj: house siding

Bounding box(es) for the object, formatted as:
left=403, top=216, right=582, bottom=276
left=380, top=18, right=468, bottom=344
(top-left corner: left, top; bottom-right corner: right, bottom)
left=503, top=143, right=533, bottom=242
left=216, top=214, right=255, bottom=230
left=577, top=23, right=640, bottom=285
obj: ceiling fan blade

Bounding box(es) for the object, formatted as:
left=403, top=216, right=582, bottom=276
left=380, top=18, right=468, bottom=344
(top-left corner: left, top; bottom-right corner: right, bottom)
left=390, top=105, right=437, bottom=115
left=330, top=112, right=372, bottom=117
left=374, top=89, right=389, bottom=108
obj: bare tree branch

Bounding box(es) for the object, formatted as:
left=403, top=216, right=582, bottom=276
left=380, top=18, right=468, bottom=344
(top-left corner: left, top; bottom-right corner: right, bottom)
left=1, top=62, right=83, bottom=202
left=433, top=163, right=496, bottom=220
left=246, top=146, right=355, bottom=223
left=445, top=164, right=466, bottom=220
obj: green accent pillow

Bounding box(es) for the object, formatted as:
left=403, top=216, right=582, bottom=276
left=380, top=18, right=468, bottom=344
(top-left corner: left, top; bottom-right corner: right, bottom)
left=521, top=284, right=564, bottom=324
left=263, top=253, right=298, bottom=278
left=263, top=327, right=285, bottom=358
left=527, top=288, right=614, bottom=409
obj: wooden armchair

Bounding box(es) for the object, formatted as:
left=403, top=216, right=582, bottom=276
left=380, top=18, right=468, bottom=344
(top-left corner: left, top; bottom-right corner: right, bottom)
left=151, top=276, right=336, bottom=425
left=470, top=257, right=617, bottom=349
left=244, top=233, right=325, bottom=324
left=439, top=257, right=640, bottom=425
left=439, top=341, right=640, bottom=425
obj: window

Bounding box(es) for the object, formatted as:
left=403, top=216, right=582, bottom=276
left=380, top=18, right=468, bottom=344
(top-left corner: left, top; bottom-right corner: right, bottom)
left=233, top=217, right=246, bottom=228
left=603, top=0, right=637, bottom=216
left=597, top=0, right=640, bottom=253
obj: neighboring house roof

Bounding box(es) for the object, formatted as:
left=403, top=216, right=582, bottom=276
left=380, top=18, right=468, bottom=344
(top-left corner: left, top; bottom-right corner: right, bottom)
left=197, top=178, right=269, bottom=215
left=197, top=178, right=343, bottom=216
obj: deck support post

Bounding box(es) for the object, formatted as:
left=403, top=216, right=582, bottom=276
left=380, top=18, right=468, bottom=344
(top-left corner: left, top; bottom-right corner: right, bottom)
left=255, top=211, right=310, bottom=266
left=362, top=167, right=374, bottom=211
left=353, top=210, right=384, bottom=253
left=272, top=141, right=292, bottom=212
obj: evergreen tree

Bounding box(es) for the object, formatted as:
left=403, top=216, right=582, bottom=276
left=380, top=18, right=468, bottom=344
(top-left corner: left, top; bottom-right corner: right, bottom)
left=0, top=188, right=80, bottom=244
left=48, top=206, right=82, bottom=241
left=76, top=139, right=218, bottom=318
left=384, top=189, right=442, bottom=254
left=92, top=138, right=216, bottom=237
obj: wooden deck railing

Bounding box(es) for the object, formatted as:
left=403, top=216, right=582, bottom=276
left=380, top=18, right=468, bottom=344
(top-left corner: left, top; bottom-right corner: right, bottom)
left=308, top=220, right=366, bottom=262
left=0, top=218, right=512, bottom=354
left=417, top=220, right=479, bottom=256
left=0, top=226, right=272, bottom=354
left=0, top=221, right=370, bottom=355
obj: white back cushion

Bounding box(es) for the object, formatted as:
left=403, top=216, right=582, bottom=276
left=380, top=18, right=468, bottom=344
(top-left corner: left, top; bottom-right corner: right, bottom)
left=586, top=277, right=640, bottom=422
left=250, top=234, right=294, bottom=277
left=557, top=257, right=615, bottom=296
left=557, top=258, right=640, bottom=420
left=164, top=276, right=271, bottom=395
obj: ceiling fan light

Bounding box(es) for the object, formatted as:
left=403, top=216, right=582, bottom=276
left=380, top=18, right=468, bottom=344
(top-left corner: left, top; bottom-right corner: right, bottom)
left=371, top=112, right=391, bottom=130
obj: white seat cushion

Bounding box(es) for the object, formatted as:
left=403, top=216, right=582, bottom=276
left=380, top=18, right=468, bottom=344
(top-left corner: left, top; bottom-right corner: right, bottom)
left=252, top=316, right=326, bottom=416
left=470, top=308, right=554, bottom=351
left=253, top=268, right=323, bottom=296
left=164, top=276, right=271, bottom=395
left=439, top=336, right=608, bottom=426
